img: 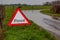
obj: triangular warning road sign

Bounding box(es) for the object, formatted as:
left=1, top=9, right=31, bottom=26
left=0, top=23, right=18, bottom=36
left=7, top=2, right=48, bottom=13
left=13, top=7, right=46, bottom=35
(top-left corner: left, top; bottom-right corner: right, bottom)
left=8, top=8, right=30, bottom=26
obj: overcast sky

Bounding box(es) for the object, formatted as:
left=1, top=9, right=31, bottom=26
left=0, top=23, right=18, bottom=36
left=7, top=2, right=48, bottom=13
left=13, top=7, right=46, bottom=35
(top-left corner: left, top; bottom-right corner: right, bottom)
left=0, top=0, right=56, bottom=5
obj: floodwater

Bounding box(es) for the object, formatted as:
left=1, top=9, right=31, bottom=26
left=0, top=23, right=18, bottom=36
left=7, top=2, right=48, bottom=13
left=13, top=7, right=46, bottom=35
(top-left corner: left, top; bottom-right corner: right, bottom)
left=22, top=10, right=60, bottom=37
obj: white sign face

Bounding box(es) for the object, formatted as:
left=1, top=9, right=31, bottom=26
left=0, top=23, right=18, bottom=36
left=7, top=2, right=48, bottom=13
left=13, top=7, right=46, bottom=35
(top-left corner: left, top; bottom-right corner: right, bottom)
left=8, top=8, right=30, bottom=26
left=11, top=10, right=28, bottom=24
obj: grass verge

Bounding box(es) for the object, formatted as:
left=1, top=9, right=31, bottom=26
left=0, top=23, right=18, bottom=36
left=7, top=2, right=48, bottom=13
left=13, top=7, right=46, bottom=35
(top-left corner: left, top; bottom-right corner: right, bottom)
left=40, top=9, right=60, bottom=17
left=4, top=21, right=56, bottom=40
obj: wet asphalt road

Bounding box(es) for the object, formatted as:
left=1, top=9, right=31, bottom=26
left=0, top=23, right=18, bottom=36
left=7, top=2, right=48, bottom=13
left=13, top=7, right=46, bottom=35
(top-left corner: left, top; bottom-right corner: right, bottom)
left=22, top=10, right=60, bottom=40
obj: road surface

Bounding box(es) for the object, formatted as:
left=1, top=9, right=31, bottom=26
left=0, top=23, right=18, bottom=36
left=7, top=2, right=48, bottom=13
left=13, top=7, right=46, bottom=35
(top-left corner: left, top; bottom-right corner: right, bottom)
left=22, top=10, right=60, bottom=40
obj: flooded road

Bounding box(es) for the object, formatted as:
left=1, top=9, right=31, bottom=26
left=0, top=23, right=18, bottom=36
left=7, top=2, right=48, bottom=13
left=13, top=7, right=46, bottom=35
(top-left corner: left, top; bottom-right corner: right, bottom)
left=22, top=10, right=60, bottom=39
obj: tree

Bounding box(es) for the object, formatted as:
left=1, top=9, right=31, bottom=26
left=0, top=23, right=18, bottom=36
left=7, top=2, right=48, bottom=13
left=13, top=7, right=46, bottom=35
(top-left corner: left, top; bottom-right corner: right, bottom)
left=0, top=5, right=6, bottom=40
left=43, top=2, right=51, bottom=6
left=51, top=1, right=60, bottom=13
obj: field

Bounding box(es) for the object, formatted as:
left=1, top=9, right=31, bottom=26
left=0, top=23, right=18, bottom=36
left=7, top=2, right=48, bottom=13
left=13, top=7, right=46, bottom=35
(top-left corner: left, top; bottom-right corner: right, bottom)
left=3, top=6, right=56, bottom=40
left=5, top=5, right=51, bottom=10
left=20, top=6, right=51, bottom=10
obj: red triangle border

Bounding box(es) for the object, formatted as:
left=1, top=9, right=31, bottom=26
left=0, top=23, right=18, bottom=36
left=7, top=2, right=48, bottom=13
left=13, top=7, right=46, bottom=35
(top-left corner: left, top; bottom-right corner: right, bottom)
left=8, top=8, right=30, bottom=26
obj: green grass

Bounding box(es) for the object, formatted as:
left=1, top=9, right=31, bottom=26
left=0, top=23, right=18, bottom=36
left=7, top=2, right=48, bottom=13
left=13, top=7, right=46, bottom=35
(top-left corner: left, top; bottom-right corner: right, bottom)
left=20, top=6, right=51, bottom=10
left=4, top=21, right=56, bottom=40
left=40, top=7, right=60, bottom=17
left=3, top=6, right=56, bottom=40
left=6, top=5, right=51, bottom=10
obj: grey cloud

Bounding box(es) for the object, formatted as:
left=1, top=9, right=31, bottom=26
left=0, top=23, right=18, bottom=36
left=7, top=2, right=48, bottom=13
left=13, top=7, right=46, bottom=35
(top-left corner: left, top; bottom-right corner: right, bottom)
left=0, top=0, right=56, bottom=5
